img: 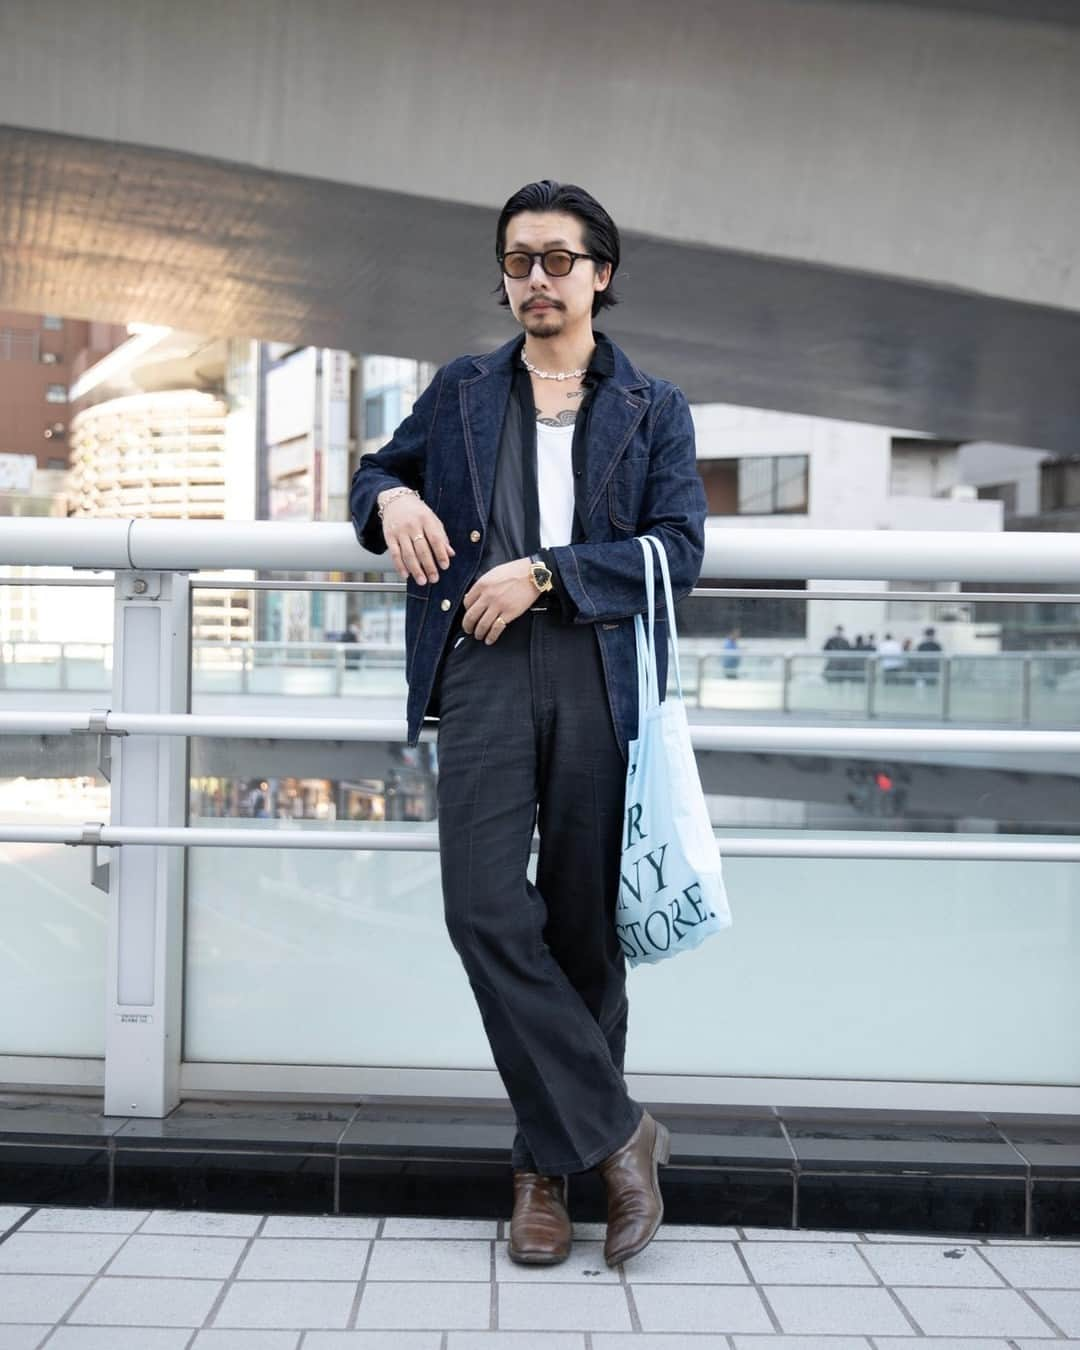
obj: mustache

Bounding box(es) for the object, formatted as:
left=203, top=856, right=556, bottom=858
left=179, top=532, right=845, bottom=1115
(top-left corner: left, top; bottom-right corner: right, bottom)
left=523, top=299, right=563, bottom=311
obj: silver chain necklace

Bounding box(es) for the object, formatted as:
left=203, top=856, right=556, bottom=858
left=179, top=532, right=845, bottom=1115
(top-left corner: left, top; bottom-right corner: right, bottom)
left=521, top=352, right=586, bottom=381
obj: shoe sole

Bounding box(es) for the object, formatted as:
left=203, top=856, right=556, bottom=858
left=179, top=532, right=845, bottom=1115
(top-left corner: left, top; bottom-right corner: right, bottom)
left=605, top=1118, right=672, bottom=1268
left=507, top=1247, right=571, bottom=1265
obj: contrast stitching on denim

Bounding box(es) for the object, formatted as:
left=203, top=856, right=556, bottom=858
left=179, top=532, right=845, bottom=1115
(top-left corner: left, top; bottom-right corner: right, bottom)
left=608, top=464, right=643, bottom=533
left=458, top=372, right=491, bottom=523
left=652, top=383, right=677, bottom=426
left=566, top=546, right=596, bottom=618
left=593, top=626, right=628, bottom=762
left=584, top=398, right=648, bottom=517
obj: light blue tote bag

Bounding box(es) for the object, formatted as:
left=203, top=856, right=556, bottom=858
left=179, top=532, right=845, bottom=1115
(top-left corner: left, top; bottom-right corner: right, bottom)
left=617, top=535, right=732, bottom=967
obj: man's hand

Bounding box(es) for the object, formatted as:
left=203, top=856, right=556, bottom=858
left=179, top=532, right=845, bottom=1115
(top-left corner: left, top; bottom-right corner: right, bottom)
left=380, top=490, right=455, bottom=583
left=463, top=559, right=537, bottom=644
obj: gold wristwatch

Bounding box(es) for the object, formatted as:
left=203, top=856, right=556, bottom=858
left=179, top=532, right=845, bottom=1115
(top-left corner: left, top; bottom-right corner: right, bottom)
left=529, top=554, right=554, bottom=593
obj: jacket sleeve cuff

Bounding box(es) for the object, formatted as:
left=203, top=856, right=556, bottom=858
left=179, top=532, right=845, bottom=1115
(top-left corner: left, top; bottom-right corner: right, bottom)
left=539, top=548, right=576, bottom=620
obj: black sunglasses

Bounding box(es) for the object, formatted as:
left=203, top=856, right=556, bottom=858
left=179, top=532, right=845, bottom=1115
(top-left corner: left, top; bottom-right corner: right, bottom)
left=499, top=249, right=597, bottom=279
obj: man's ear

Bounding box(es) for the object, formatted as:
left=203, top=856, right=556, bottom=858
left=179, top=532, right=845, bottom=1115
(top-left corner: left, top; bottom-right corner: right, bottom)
left=594, top=261, right=612, bottom=292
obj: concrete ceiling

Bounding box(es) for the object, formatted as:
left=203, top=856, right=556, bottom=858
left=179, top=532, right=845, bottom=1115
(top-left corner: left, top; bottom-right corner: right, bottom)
left=2, top=125, right=1079, bottom=451
left=849, top=0, right=1080, bottom=25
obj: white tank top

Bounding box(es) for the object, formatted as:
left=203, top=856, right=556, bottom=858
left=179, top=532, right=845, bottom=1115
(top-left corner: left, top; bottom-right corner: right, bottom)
left=536, top=420, right=576, bottom=548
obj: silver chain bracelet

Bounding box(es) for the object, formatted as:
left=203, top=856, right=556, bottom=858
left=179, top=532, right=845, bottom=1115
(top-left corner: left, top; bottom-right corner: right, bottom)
left=377, top=487, right=420, bottom=520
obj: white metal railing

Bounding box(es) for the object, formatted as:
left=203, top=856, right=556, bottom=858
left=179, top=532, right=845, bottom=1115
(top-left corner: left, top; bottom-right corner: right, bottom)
left=2, top=708, right=1078, bottom=863
left=2, top=516, right=1080, bottom=580
left=2, top=822, right=1079, bottom=862
left=2, top=708, right=1079, bottom=753
left=2, top=518, right=1079, bottom=1118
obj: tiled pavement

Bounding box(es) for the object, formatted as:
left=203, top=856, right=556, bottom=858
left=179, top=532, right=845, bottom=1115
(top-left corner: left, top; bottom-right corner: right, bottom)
left=2, top=1205, right=1080, bottom=1348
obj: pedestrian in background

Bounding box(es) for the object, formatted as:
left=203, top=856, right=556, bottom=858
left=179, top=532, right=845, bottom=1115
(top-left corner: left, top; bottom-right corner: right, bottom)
left=878, top=632, right=904, bottom=684
left=722, top=627, right=741, bottom=678
left=914, top=625, right=944, bottom=685
left=823, top=624, right=850, bottom=682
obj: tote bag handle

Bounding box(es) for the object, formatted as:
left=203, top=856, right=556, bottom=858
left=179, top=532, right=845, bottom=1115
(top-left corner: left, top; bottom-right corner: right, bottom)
left=634, top=534, right=684, bottom=727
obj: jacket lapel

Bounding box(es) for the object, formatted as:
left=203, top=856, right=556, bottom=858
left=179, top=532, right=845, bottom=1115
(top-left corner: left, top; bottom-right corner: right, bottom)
left=460, top=333, right=650, bottom=529
left=458, top=338, right=518, bottom=522
left=582, top=350, right=649, bottom=519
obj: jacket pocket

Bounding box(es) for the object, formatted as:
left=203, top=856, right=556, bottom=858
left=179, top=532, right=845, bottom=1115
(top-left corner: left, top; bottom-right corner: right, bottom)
left=608, top=457, right=649, bottom=532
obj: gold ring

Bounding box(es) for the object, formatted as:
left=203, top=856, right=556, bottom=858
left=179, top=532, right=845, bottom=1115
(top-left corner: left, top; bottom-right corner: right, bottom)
left=412, top=534, right=425, bottom=542
left=494, top=616, right=506, bottom=626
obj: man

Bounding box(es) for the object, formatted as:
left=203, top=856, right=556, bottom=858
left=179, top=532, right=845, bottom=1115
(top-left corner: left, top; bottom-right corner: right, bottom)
left=913, top=625, right=944, bottom=686
left=823, top=624, right=850, bottom=683
left=722, top=627, right=741, bottom=679
left=349, top=181, right=706, bottom=1269
left=877, top=631, right=905, bottom=685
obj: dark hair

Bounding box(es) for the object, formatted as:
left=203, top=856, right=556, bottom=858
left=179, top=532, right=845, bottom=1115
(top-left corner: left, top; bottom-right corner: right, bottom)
left=494, top=180, right=620, bottom=316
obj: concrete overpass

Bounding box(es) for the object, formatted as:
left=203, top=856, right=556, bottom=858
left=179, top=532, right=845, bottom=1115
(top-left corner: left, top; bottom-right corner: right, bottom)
left=2, top=0, right=1079, bottom=447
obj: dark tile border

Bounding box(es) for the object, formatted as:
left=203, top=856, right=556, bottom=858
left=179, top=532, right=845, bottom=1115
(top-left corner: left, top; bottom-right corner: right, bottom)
left=1, top=1094, right=1076, bottom=1236
left=113, top=1147, right=336, bottom=1214
left=0, top=1142, right=110, bottom=1207
left=797, top=1170, right=1028, bottom=1236
left=1031, top=1177, right=1080, bottom=1237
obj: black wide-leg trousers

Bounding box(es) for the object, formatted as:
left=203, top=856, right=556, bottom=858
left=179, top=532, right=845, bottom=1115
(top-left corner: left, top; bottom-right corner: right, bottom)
left=435, top=606, right=643, bottom=1176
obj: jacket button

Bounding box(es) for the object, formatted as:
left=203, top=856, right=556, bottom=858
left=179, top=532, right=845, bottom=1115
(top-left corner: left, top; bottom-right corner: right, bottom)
left=440, top=599, right=451, bottom=612
left=469, top=529, right=481, bottom=543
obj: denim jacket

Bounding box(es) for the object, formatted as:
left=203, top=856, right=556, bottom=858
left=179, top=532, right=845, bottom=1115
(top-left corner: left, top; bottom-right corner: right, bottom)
left=348, top=331, right=706, bottom=756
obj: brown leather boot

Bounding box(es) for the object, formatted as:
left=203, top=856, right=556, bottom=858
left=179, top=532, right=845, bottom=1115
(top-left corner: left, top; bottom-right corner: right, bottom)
left=508, top=1171, right=572, bottom=1265
left=597, top=1110, right=671, bottom=1267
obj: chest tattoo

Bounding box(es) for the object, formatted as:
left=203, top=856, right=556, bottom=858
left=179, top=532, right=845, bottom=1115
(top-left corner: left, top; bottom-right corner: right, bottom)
left=537, top=409, right=578, bottom=428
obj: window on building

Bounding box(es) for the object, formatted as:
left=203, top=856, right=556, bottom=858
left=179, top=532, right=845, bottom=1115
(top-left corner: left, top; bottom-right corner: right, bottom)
left=977, top=482, right=1018, bottom=515
left=0, top=328, right=39, bottom=362
left=42, top=315, right=64, bottom=331
left=698, top=455, right=809, bottom=516
left=45, top=383, right=67, bottom=404
left=775, top=455, right=809, bottom=512
left=1040, top=458, right=1080, bottom=513
left=363, top=388, right=401, bottom=442
left=364, top=395, right=385, bottom=441
left=46, top=458, right=67, bottom=471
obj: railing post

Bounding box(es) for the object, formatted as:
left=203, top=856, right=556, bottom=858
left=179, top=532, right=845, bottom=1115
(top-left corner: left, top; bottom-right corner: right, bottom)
left=1021, top=654, right=1032, bottom=725
left=104, top=570, right=190, bottom=1118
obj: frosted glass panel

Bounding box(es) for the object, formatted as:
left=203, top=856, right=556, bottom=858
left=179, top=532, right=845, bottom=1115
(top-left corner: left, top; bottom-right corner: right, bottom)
left=0, top=777, right=111, bottom=1058
left=184, top=822, right=1080, bottom=1087
left=184, top=820, right=481, bottom=1064
left=632, top=833, right=1080, bottom=1085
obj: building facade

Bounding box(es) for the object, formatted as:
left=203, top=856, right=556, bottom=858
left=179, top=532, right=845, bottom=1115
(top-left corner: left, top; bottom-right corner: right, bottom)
left=691, top=402, right=1004, bottom=655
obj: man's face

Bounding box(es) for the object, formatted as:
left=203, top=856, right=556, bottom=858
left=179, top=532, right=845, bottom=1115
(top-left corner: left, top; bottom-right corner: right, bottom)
left=501, top=211, right=611, bottom=338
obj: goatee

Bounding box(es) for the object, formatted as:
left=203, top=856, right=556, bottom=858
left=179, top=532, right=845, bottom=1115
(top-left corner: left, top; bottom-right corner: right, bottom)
left=524, top=311, right=563, bottom=338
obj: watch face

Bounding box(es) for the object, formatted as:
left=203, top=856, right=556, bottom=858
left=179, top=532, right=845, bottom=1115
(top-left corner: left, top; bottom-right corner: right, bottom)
left=531, top=563, right=553, bottom=589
